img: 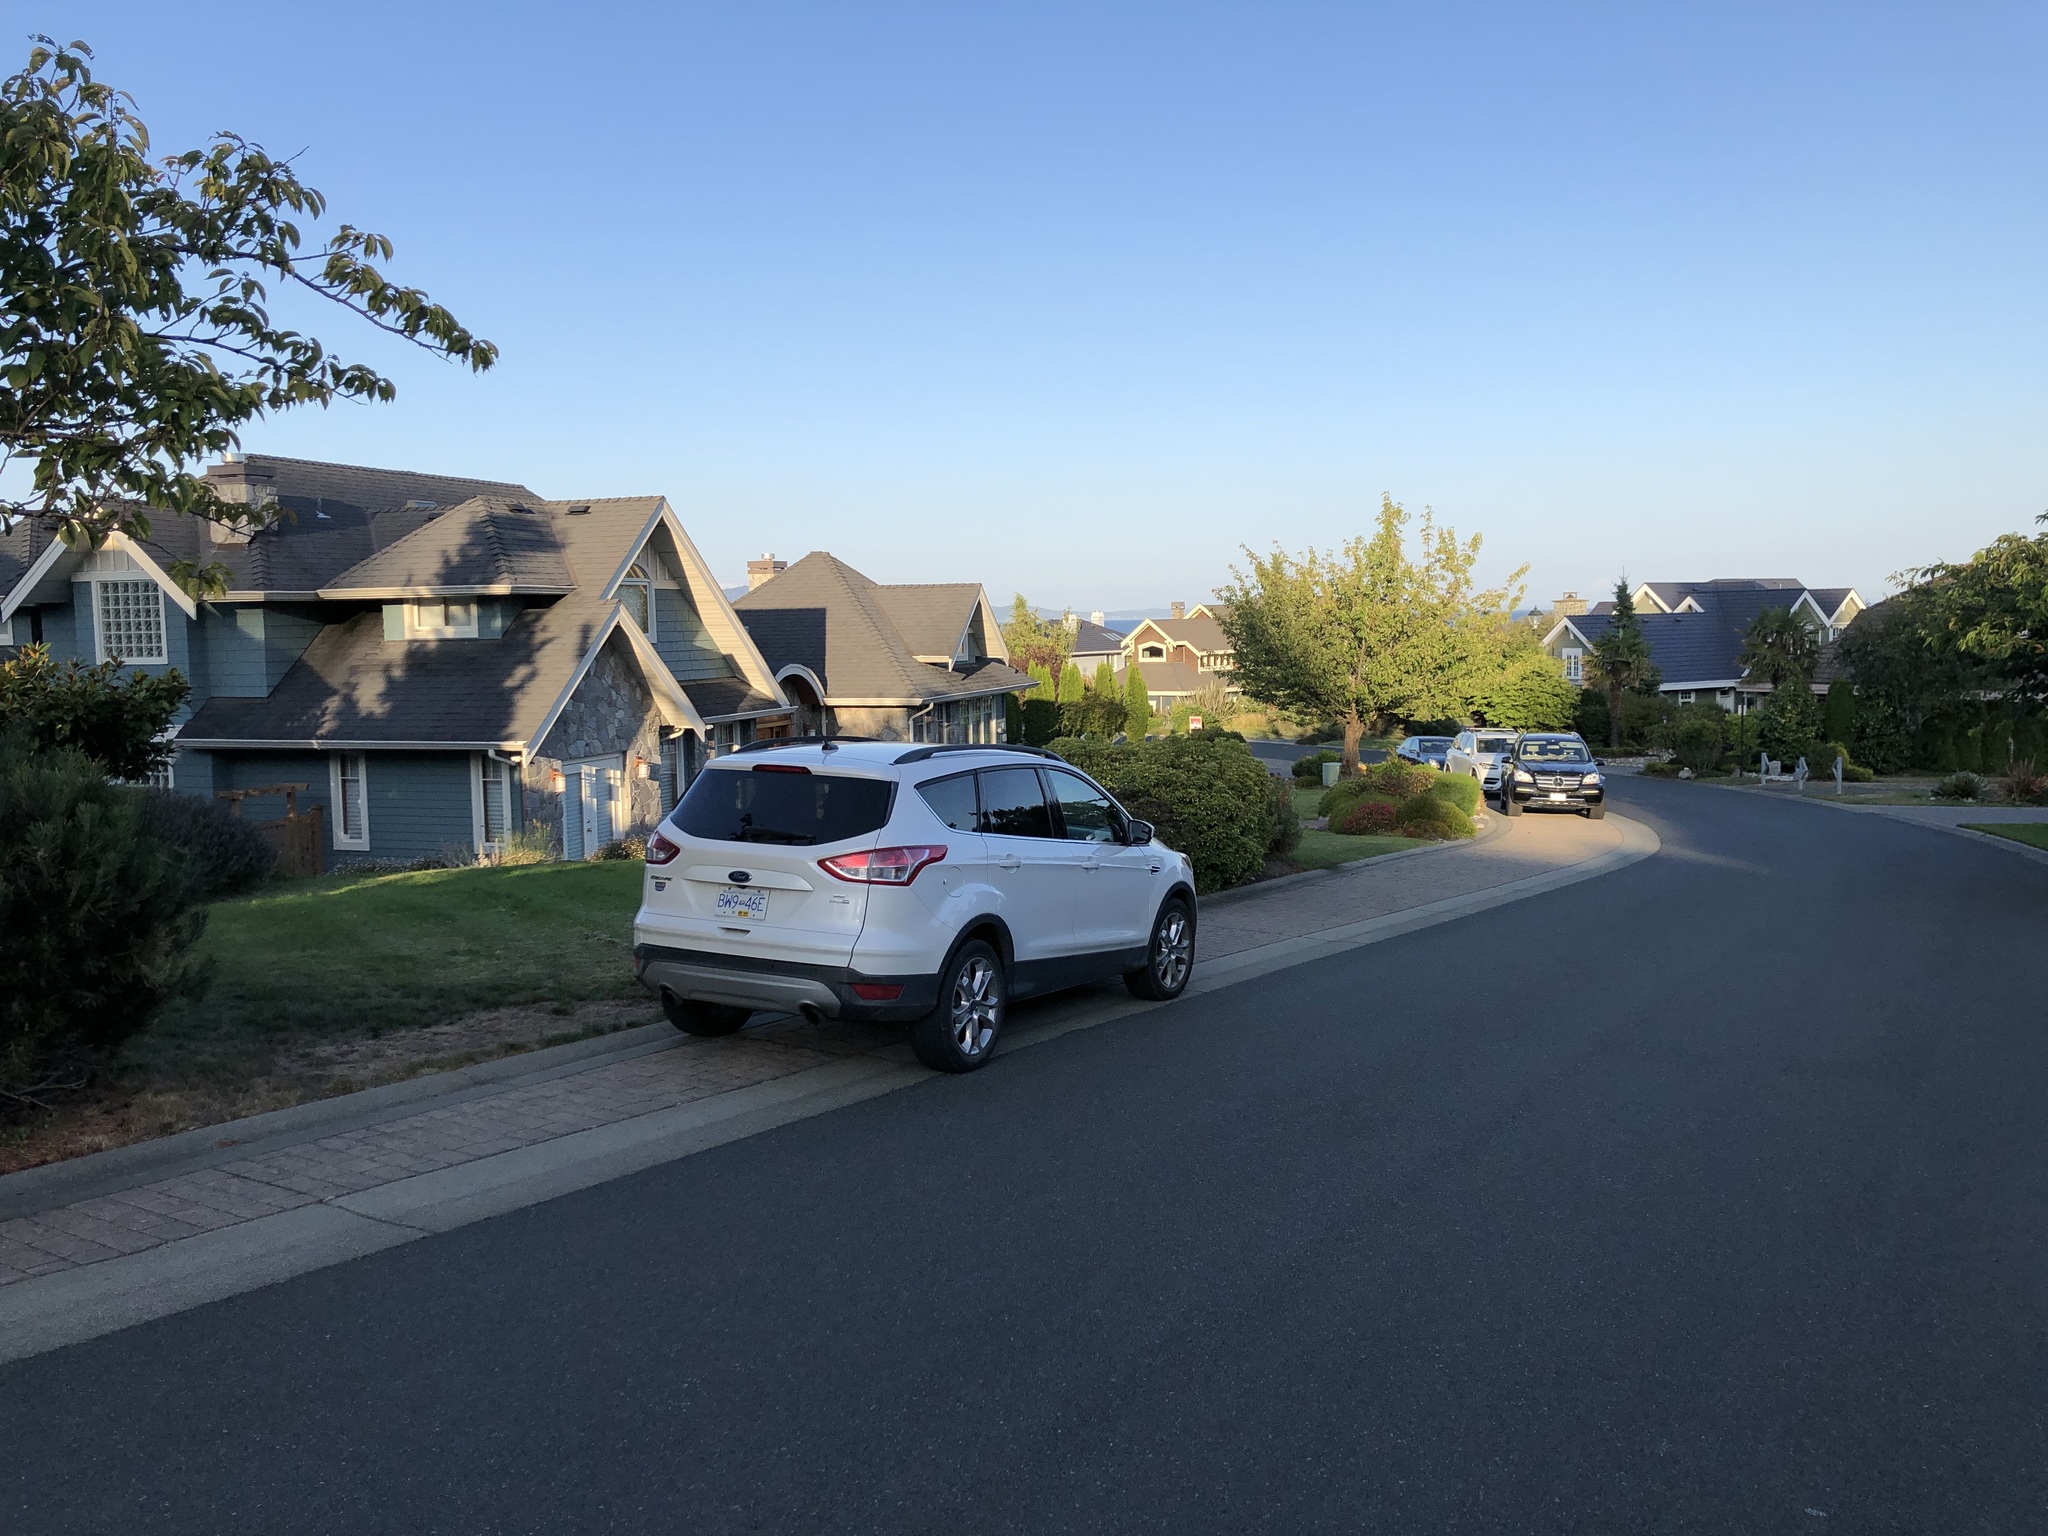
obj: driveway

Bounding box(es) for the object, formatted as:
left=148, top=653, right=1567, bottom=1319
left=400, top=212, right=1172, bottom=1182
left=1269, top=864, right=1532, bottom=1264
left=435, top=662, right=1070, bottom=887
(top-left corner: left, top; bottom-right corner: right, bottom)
left=4, top=779, right=2046, bottom=1531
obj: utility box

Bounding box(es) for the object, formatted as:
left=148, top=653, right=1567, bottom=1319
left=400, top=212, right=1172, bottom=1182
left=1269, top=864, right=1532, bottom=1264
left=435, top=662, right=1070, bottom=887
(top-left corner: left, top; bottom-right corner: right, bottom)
left=1321, top=761, right=1341, bottom=788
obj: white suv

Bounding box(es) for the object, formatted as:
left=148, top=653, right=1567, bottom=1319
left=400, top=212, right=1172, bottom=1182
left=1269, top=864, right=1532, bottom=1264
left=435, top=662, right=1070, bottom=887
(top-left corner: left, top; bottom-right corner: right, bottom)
left=632, top=741, right=1199, bottom=1073
left=1445, top=728, right=1520, bottom=793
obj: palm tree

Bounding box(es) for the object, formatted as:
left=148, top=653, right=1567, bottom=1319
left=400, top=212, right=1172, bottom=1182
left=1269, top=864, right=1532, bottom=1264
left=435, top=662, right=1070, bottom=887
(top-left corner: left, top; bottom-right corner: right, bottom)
left=1738, top=607, right=1821, bottom=690
left=1587, top=581, right=1661, bottom=748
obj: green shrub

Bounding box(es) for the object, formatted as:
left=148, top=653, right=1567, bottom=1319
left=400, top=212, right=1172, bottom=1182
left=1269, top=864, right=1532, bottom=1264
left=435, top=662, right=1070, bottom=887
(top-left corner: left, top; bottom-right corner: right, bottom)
left=1852, top=699, right=1910, bottom=774
left=1842, top=763, right=1875, bottom=782
left=1394, top=792, right=1475, bottom=840
left=1017, top=698, right=1061, bottom=746
left=1640, top=759, right=1683, bottom=777
left=0, top=644, right=192, bottom=782
left=1337, top=798, right=1400, bottom=835
left=1933, top=771, right=1983, bottom=800
left=1266, top=775, right=1301, bottom=858
left=1808, top=741, right=1854, bottom=773
left=2001, top=759, right=2048, bottom=805
left=1662, top=704, right=1727, bottom=774
left=1292, top=748, right=1341, bottom=784
left=0, top=737, right=209, bottom=1092
left=597, top=835, right=648, bottom=860
left=1363, top=758, right=1439, bottom=800
left=1824, top=677, right=1857, bottom=747
left=1427, top=772, right=1482, bottom=816
left=1574, top=688, right=1610, bottom=745
left=1051, top=732, right=1274, bottom=892
left=133, top=789, right=278, bottom=898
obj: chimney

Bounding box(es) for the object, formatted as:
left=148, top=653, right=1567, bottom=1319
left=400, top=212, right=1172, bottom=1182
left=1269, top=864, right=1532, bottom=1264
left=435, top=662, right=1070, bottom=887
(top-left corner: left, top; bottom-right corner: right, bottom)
left=1170, top=600, right=1185, bottom=621
left=1089, top=611, right=1104, bottom=626
left=1553, top=591, right=1588, bottom=616
left=203, top=453, right=276, bottom=544
left=746, top=554, right=787, bottom=591
left=1062, top=609, right=1079, bottom=634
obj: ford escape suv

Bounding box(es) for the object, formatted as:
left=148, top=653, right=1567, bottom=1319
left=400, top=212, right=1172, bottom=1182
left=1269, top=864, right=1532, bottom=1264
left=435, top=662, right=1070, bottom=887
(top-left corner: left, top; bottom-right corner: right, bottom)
left=632, top=741, right=1199, bottom=1073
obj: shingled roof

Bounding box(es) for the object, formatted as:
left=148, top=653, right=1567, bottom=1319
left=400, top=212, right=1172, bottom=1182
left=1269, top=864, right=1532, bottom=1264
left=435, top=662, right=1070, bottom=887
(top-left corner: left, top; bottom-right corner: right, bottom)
left=734, top=553, right=1030, bottom=704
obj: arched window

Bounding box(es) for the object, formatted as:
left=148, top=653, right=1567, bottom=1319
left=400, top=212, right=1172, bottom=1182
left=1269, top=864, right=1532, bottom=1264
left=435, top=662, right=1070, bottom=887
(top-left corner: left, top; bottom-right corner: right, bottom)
left=619, top=563, right=652, bottom=635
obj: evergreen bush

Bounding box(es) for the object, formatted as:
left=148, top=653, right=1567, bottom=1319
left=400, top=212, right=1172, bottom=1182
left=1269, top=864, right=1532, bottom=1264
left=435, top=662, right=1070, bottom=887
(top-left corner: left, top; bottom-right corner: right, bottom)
left=133, top=789, right=278, bottom=899
left=1018, top=698, right=1061, bottom=746
left=1426, top=773, right=1482, bottom=816
left=1050, top=732, right=1274, bottom=892
left=1824, top=677, right=1857, bottom=746
left=1394, top=792, right=1476, bottom=840
left=0, top=737, right=209, bottom=1092
left=1266, top=775, right=1301, bottom=857
left=1933, top=771, right=1983, bottom=800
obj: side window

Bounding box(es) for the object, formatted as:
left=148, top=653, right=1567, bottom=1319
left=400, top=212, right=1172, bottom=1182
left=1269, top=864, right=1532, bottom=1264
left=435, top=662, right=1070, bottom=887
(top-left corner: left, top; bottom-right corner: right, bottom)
left=1046, top=767, right=1121, bottom=843
left=917, top=772, right=979, bottom=832
left=976, top=767, right=1054, bottom=839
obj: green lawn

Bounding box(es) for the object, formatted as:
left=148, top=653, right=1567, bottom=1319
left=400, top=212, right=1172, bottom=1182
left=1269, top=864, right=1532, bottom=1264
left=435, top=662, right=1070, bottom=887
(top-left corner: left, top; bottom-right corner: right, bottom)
left=143, top=860, right=646, bottom=1070
left=1290, top=828, right=1418, bottom=869
left=1961, top=822, right=2048, bottom=850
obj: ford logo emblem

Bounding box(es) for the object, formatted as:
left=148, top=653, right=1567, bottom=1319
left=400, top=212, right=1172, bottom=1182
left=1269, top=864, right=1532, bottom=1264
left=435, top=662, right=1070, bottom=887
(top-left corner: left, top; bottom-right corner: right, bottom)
left=728, top=871, right=751, bottom=884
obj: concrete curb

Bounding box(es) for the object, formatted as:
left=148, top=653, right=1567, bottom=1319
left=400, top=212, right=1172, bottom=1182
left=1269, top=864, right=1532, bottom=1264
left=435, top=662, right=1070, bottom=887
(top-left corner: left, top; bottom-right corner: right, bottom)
left=0, top=814, right=1656, bottom=1364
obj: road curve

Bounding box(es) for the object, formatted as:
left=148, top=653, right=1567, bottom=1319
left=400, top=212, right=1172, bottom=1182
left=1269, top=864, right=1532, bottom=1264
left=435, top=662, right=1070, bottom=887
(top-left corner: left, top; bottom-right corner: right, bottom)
left=3, top=777, right=2045, bottom=1532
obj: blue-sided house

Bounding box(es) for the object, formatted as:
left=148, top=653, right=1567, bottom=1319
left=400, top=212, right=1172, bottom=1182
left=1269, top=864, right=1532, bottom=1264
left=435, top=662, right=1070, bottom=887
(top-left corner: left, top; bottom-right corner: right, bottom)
left=0, top=455, right=794, bottom=865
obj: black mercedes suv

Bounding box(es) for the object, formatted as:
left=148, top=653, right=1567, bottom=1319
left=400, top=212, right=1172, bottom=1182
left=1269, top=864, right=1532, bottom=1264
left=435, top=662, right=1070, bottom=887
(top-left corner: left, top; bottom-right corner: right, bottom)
left=1494, top=732, right=1607, bottom=818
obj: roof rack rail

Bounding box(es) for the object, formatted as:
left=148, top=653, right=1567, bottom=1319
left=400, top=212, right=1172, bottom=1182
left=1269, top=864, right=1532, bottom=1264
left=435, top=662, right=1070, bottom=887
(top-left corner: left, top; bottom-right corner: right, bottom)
left=730, top=735, right=875, bottom=754
left=891, top=743, right=1060, bottom=765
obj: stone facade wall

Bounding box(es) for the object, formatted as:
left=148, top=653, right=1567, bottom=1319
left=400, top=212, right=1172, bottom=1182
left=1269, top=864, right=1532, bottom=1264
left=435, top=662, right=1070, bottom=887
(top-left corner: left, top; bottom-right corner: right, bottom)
left=528, top=638, right=665, bottom=839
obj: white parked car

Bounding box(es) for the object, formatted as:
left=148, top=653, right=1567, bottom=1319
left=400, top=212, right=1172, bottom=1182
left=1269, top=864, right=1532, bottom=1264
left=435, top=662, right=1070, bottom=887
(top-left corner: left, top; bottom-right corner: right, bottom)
left=1445, top=728, right=1520, bottom=792
left=633, top=741, right=1198, bottom=1073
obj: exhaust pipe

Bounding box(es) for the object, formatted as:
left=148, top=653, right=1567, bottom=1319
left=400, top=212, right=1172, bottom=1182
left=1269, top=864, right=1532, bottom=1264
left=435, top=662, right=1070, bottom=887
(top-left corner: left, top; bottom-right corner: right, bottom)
left=799, top=1003, right=826, bottom=1025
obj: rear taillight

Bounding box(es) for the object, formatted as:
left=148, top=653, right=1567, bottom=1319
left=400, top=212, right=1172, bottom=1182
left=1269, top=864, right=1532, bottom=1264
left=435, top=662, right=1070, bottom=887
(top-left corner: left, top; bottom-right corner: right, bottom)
left=818, top=845, right=947, bottom=885
left=850, top=982, right=905, bottom=1001
left=645, top=829, right=681, bottom=866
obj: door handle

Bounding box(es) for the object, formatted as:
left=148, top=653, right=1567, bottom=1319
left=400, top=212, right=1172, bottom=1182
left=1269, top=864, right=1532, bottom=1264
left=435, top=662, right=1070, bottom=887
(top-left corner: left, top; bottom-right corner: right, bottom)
left=997, top=855, right=1022, bottom=871
left=1082, top=857, right=1100, bottom=872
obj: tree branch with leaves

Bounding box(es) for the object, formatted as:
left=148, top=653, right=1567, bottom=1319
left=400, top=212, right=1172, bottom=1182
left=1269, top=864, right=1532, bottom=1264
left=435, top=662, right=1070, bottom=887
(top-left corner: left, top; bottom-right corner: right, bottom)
left=0, top=37, right=497, bottom=591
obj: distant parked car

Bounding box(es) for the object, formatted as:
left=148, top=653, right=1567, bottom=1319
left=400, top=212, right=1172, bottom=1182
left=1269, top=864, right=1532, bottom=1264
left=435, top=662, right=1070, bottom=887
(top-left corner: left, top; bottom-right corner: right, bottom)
left=1395, top=736, right=1453, bottom=770
left=633, top=741, right=1198, bottom=1074
left=1446, top=729, right=1520, bottom=793
left=1492, top=733, right=1606, bottom=818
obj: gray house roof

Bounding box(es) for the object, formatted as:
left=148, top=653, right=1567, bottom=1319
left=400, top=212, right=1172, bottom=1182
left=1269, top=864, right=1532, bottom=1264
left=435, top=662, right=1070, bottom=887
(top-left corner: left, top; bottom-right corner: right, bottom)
left=868, top=583, right=984, bottom=661
left=320, top=496, right=576, bottom=596
left=1562, top=587, right=1827, bottom=687
left=735, top=552, right=1031, bottom=705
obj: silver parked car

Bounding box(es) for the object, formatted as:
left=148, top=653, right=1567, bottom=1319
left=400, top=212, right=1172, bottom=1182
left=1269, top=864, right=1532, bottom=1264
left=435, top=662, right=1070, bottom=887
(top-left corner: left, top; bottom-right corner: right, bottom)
left=1445, top=729, right=1520, bottom=792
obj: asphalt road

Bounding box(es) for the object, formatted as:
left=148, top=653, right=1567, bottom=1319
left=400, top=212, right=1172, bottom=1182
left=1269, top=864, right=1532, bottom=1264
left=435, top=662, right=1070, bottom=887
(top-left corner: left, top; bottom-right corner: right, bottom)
left=7, top=782, right=2047, bottom=1533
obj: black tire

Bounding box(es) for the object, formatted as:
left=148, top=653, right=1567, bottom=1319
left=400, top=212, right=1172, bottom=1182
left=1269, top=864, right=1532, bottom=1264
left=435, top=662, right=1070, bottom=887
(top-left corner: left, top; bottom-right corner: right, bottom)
left=1586, top=803, right=1607, bottom=820
left=910, top=939, right=1006, bottom=1073
left=661, top=992, right=749, bottom=1037
left=1125, top=897, right=1196, bottom=1001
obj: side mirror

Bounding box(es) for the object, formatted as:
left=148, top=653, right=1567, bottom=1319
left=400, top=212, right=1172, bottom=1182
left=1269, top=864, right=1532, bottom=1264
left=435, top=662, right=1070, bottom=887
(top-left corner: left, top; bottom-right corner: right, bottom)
left=1128, top=819, right=1154, bottom=845
left=1594, top=757, right=1606, bottom=767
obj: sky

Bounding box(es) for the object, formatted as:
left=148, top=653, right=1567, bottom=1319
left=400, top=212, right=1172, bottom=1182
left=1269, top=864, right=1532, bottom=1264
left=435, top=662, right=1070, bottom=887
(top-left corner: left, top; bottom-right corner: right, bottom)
left=22, top=3, right=2048, bottom=612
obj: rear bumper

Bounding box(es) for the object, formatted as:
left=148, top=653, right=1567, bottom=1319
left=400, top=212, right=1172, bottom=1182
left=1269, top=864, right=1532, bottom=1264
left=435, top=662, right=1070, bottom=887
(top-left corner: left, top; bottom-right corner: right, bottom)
left=633, top=943, right=941, bottom=1023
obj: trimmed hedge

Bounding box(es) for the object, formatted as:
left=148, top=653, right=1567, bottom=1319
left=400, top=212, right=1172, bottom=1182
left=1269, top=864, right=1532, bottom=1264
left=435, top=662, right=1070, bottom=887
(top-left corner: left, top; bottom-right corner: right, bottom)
left=133, top=789, right=278, bottom=899
left=1050, top=730, right=1275, bottom=892
left=1426, top=773, right=1481, bottom=816
left=1395, top=793, right=1476, bottom=840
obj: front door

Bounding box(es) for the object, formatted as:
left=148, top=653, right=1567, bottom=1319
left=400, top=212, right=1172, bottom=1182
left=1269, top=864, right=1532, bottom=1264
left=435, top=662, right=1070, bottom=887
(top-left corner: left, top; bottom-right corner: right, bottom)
left=564, top=756, right=623, bottom=859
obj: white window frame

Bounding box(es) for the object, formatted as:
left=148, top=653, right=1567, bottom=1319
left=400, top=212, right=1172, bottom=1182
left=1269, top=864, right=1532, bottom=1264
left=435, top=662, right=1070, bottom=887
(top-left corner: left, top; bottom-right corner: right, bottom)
left=0, top=614, right=13, bottom=646
left=618, top=563, right=654, bottom=638
left=472, top=753, right=515, bottom=851
left=330, top=753, right=370, bottom=849
left=93, top=578, right=168, bottom=664
left=404, top=600, right=479, bottom=639
left=1563, top=647, right=1584, bottom=685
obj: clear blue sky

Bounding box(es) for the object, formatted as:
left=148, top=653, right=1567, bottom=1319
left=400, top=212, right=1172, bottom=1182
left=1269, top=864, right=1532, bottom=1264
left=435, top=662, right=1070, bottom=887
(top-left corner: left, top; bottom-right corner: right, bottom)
left=28, top=3, right=2048, bottom=611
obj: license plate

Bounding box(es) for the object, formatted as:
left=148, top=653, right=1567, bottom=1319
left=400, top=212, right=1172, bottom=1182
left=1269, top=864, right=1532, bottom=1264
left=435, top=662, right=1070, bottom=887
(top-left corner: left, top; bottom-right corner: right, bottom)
left=714, top=887, right=770, bottom=921
left=1547, top=791, right=1567, bottom=801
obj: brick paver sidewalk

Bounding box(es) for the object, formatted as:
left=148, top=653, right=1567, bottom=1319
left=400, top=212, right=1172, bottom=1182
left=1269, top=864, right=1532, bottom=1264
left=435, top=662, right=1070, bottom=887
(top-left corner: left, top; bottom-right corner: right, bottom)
left=0, top=812, right=1617, bottom=1288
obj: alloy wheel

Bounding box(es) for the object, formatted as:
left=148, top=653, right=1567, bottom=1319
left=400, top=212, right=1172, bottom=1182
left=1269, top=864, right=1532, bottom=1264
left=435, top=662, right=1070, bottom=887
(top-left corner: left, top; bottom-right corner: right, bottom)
left=950, top=956, right=1000, bottom=1056
left=1153, top=909, right=1193, bottom=991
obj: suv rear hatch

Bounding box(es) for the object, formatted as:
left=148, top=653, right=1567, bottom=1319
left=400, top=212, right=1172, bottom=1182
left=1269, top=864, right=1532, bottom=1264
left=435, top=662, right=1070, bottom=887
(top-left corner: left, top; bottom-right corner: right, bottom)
left=637, top=762, right=895, bottom=966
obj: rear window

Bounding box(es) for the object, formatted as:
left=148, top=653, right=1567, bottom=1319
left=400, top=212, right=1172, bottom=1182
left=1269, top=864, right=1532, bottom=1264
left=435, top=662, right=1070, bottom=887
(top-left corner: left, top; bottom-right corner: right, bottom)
left=673, top=767, right=894, bottom=845
left=1476, top=735, right=1515, bottom=751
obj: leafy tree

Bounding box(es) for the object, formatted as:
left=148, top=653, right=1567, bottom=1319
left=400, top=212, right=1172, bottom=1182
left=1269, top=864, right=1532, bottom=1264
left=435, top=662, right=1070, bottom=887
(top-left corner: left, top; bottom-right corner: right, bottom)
left=1756, top=685, right=1823, bottom=764
left=0, top=643, right=189, bottom=779
left=1, top=39, right=497, bottom=590
left=1738, top=606, right=1821, bottom=690
left=1123, top=663, right=1152, bottom=740
left=1002, top=596, right=1072, bottom=680
left=1467, top=637, right=1578, bottom=730
left=1824, top=677, right=1857, bottom=745
left=1219, top=494, right=1526, bottom=775
left=1835, top=588, right=1981, bottom=732
left=1585, top=582, right=1661, bottom=748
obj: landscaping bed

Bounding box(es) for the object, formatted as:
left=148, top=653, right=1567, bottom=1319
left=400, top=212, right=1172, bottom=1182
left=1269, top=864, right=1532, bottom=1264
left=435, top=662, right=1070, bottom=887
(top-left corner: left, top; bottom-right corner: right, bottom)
left=1, top=861, right=654, bottom=1173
